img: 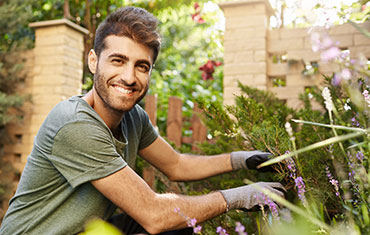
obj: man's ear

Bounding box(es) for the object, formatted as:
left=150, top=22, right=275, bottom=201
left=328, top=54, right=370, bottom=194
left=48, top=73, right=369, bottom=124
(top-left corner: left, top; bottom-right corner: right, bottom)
left=88, top=49, right=98, bottom=74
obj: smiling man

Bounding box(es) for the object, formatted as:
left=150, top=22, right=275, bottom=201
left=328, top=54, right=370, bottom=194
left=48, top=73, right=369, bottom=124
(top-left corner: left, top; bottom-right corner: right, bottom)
left=0, top=6, right=285, bottom=235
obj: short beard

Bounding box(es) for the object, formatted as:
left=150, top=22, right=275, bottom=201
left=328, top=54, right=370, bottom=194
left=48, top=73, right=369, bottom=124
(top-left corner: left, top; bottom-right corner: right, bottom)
left=93, top=66, right=149, bottom=113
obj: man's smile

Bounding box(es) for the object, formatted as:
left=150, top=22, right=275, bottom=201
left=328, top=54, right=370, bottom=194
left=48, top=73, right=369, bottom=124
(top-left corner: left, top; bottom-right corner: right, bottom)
left=112, top=84, right=136, bottom=95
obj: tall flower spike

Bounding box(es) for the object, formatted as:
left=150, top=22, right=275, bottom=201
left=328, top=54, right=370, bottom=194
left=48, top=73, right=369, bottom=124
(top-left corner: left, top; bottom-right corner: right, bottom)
left=294, top=176, right=307, bottom=206
left=325, top=166, right=340, bottom=197
left=322, top=87, right=333, bottom=112
left=285, top=122, right=295, bottom=141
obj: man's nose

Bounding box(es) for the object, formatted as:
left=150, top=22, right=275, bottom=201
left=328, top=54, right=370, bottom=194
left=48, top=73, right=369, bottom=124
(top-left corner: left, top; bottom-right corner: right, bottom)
left=121, top=65, right=136, bottom=86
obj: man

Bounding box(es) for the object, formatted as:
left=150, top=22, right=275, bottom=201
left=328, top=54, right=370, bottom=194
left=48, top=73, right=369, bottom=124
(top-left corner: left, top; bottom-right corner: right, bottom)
left=0, top=6, right=284, bottom=235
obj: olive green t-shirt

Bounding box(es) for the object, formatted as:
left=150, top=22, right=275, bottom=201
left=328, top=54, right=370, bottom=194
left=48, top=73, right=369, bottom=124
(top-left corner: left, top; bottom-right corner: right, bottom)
left=0, top=96, right=158, bottom=235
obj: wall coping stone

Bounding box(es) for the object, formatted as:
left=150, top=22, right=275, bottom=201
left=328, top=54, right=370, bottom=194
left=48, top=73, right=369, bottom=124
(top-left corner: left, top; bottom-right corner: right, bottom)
left=219, top=0, right=274, bottom=16
left=29, top=18, right=89, bottom=35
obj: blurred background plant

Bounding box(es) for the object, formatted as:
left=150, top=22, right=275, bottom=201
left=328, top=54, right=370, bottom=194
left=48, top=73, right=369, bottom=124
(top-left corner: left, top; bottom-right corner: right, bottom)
left=0, top=0, right=34, bottom=210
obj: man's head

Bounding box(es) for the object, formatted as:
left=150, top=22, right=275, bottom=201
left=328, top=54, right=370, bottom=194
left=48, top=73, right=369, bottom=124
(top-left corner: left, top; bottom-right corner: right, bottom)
left=94, top=6, right=161, bottom=64
left=88, top=7, right=161, bottom=114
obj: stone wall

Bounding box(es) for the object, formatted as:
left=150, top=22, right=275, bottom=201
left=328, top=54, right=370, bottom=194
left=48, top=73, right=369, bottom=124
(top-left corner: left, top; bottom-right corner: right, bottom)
left=220, top=0, right=370, bottom=108
left=1, top=19, right=88, bottom=218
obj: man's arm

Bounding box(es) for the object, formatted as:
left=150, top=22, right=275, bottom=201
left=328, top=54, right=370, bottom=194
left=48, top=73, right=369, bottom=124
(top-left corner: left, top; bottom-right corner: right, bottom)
left=138, top=136, right=233, bottom=181
left=91, top=166, right=227, bottom=234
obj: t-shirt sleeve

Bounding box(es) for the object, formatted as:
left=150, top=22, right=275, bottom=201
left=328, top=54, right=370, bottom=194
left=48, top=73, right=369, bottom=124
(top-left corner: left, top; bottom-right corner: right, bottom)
left=136, top=105, right=159, bottom=150
left=50, top=121, right=127, bottom=188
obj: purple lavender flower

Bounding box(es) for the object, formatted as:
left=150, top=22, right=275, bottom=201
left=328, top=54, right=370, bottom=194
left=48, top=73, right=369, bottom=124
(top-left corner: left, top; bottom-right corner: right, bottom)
left=351, top=117, right=360, bottom=127
left=294, top=176, right=307, bottom=206
left=216, top=226, right=229, bottom=235
left=193, top=225, right=202, bottom=234
left=356, top=151, right=364, bottom=162
left=332, top=73, right=341, bottom=86
left=348, top=153, right=356, bottom=179
left=235, top=222, right=247, bottom=235
left=286, top=157, right=297, bottom=179
left=187, top=218, right=197, bottom=228
left=256, top=192, right=280, bottom=220
left=325, top=166, right=340, bottom=198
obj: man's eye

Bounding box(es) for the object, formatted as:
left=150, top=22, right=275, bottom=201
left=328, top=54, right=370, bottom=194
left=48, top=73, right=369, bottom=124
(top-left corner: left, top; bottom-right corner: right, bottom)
left=112, top=59, right=123, bottom=64
left=137, top=64, right=149, bottom=73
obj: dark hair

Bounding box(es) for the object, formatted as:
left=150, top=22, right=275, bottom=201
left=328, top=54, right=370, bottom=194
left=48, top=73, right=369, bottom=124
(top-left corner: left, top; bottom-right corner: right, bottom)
left=94, top=6, right=161, bottom=63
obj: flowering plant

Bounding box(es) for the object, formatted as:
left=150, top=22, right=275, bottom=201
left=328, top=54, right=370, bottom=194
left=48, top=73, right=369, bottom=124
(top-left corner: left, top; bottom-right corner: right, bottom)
left=194, top=15, right=370, bottom=234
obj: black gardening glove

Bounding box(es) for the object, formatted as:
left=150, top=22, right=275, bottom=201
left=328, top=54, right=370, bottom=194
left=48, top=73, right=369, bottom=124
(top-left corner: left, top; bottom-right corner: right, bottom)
left=230, top=151, right=275, bottom=172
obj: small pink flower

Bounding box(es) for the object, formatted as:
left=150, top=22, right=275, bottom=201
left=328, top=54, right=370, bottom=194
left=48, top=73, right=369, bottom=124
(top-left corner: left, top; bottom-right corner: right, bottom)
left=320, top=47, right=341, bottom=62
left=193, top=225, right=202, bottom=234
left=341, top=68, right=351, bottom=80
left=187, top=218, right=197, bottom=227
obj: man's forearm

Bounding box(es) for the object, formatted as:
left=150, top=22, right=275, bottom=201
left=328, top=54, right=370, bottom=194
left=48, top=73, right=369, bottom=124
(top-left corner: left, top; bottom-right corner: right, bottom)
left=149, top=191, right=227, bottom=233
left=169, top=153, right=233, bottom=181
left=92, top=166, right=227, bottom=234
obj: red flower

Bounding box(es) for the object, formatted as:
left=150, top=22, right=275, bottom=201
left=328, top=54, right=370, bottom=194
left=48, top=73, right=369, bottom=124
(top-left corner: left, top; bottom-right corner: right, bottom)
left=191, top=13, right=205, bottom=24
left=199, top=60, right=222, bottom=80
left=191, top=2, right=205, bottom=24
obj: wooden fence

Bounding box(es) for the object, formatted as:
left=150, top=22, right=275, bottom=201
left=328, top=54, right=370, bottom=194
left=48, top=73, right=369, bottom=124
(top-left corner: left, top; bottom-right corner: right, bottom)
left=142, top=94, right=208, bottom=190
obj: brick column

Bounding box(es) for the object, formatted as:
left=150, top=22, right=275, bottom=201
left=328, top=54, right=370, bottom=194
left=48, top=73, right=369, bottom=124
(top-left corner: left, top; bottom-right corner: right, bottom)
left=28, top=19, right=88, bottom=142
left=219, top=0, right=274, bottom=105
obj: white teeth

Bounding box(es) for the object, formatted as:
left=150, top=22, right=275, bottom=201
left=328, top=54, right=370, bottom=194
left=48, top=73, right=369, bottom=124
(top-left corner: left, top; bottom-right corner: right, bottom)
left=114, top=86, right=133, bottom=94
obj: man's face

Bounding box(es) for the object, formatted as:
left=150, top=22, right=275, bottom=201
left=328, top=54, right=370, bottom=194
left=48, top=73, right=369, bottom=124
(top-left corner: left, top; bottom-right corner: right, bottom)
left=90, top=35, right=153, bottom=113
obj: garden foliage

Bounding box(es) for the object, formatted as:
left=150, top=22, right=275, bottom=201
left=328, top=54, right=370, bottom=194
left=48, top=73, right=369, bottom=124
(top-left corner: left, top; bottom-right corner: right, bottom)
left=0, top=0, right=33, bottom=207
left=187, top=21, right=370, bottom=235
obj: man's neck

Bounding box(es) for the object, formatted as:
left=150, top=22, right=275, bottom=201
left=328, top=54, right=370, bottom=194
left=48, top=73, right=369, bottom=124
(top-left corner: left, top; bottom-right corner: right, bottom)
left=83, top=89, right=124, bottom=131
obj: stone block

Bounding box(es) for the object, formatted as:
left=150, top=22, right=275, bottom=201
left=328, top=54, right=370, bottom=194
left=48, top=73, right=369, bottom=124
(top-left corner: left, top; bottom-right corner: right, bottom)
left=269, top=38, right=304, bottom=53
left=222, top=2, right=267, bottom=17
left=34, top=46, right=64, bottom=56
left=225, top=15, right=268, bottom=30
left=224, top=62, right=266, bottom=75
left=254, top=50, right=267, bottom=62
left=331, top=35, right=354, bottom=48
left=288, top=50, right=320, bottom=62
left=318, top=62, right=340, bottom=74
left=354, top=34, right=370, bottom=46
left=32, top=74, right=64, bottom=87
left=279, top=27, right=309, bottom=39
left=225, top=27, right=267, bottom=40
left=349, top=46, right=370, bottom=58
left=225, top=51, right=254, bottom=64
left=224, top=38, right=266, bottom=52
left=328, top=23, right=359, bottom=35
left=35, top=54, right=66, bottom=66
left=34, top=25, right=65, bottom=37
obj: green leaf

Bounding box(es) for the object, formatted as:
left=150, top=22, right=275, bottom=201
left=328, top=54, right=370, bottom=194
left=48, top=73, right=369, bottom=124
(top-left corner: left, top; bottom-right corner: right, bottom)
left=291, top=119, right=366, bottom=132
left=258, top=130, right=367, bottom=167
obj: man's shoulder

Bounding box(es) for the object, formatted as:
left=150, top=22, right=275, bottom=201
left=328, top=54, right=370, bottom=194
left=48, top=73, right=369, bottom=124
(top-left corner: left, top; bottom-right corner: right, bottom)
left=127, top=104, right=147, bottom=119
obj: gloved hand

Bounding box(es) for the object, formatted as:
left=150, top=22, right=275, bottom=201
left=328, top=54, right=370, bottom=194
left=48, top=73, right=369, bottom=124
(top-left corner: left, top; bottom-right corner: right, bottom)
left=230, top=151, right=274, bottom=172
left=220, top=182, right=285, bottom=211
